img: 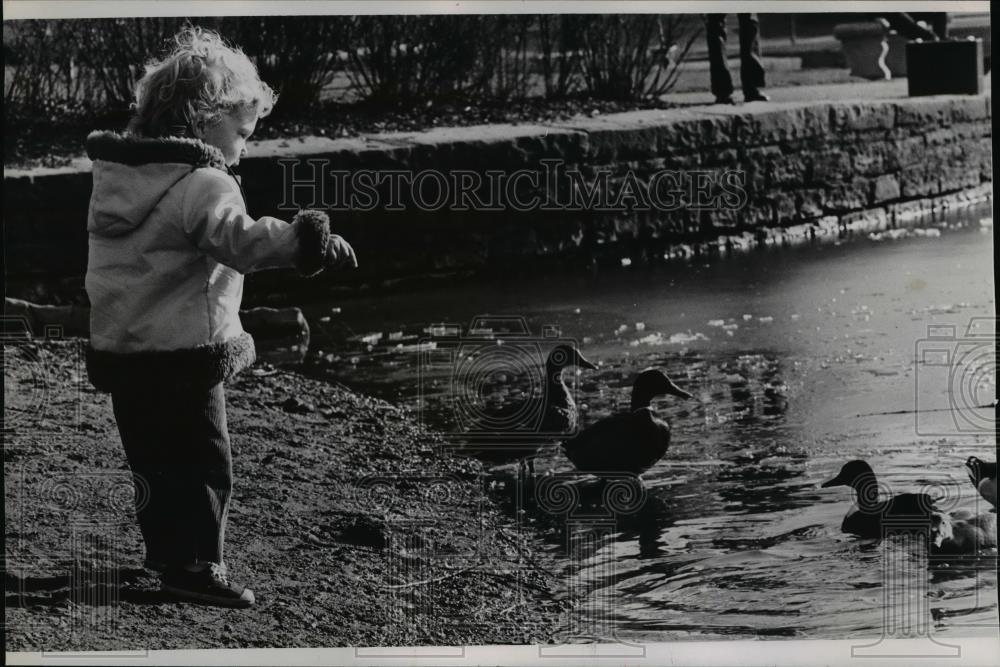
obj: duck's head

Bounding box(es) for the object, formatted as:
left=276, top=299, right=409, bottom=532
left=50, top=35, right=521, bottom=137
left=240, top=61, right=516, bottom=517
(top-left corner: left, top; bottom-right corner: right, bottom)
left=547, top=345, right=598, bottom=372
left=821, top=460, right=876, bottom=490
left=631, top=368, right=693, bottom=409
left=930, top=512, right=955, bottom=549
left=966, top=456, right=984, bottom=484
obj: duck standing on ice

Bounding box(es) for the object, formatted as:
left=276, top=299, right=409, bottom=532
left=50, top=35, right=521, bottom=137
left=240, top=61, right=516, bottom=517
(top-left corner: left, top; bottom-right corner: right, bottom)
left=821, top=460, right=936, bottom=538
left=561, top=368, right=693, bottom=476
left=965, top=456, right=997, bottom=509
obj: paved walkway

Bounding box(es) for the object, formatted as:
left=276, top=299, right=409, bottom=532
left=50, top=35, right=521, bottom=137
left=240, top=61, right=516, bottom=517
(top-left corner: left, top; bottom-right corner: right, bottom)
left=664, top=71, right=991, bottom=107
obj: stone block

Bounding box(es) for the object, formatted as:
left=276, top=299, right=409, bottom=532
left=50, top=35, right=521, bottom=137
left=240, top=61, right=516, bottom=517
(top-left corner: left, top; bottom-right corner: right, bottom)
left=797, top=189, right=826, bottom=218
left=899, top=164, right=940, bottom=197
left=810, top=150, right=853, bottom=185
left=870, top=174, right=901, bottom=203
left=823, top=179, right=870, bottom=212
left=890, top=135, right=927, bottom=168
left=894, top=98, right=955, bottom=127
left=703, top=208, right=741, bottom=231
left=851, top=142, right=892, bottom=175
left=938, top=165, right=983, bottom=193
left=739, top=202, right=774, bottom=228
left=830, top=101, right=896, bottom=132
left=731, top=104, right=832, bottom=146
left=771, top=192, right=799, bottom=224
left=980, top=138, right=993, bottom=181
left=948, top=95, right=991, bottom=123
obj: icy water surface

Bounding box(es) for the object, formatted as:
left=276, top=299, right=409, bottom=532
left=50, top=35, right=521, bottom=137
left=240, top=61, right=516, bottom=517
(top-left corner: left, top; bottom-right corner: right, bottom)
left=303, top=209, right=996, bottom=641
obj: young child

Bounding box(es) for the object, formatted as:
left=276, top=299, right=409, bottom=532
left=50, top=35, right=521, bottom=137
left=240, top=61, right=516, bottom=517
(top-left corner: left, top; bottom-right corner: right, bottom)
left=84, top=26, right=356, bottom=608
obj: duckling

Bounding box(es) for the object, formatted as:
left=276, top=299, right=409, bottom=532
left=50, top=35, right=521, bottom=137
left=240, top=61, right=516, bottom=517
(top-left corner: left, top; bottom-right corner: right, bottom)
left=459, top=344, right=597, bottom=475
left=561, top=368, right=692, bottom=476
left=930, top=509, right=998, bottom=554
left=821, top=460, right=936, bottom=538
left=965, top=456, right=997, bottom=509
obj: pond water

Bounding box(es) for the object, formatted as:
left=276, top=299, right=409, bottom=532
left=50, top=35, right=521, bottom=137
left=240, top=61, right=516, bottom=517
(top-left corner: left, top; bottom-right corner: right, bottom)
left=303, top=207, right=996, bottom=642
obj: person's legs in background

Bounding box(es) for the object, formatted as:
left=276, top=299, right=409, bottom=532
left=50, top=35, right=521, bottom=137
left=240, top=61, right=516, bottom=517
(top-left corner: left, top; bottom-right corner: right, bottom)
left=705, top=13, right=735, bottom=104
left=738, top=13, right=768, bottom=101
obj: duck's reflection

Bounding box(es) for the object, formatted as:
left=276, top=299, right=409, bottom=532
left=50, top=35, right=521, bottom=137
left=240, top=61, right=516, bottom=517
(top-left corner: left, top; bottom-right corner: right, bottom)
left=486, top=471, right=679, bottom=562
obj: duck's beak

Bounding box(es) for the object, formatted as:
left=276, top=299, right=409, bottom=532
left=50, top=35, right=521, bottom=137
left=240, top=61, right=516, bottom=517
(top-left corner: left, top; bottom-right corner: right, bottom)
left=821, top=474, right=845, bottom=489
left=664, top=378, right=693, bottom=400
left=577, top=354, right=599, bottom=371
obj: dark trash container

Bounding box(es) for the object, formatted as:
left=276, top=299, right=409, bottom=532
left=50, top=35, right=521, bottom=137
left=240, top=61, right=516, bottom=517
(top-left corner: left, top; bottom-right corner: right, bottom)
left=907, top=38, right=984, bottom=96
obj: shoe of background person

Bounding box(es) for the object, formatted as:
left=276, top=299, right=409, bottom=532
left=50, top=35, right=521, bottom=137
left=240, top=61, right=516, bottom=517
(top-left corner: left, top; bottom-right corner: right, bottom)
left=161, top=562, right=254, bottom=608
left=744, top=90, right=770, bottom=102
left=714, top=95, right=735, bottom=105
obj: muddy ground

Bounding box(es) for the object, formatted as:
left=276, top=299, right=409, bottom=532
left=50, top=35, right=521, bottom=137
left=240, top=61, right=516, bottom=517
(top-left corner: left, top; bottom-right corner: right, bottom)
left=4, top=338, right=571, bottom=651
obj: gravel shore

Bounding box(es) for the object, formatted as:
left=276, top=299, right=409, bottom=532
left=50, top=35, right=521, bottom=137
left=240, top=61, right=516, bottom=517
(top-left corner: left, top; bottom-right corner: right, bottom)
left=4, top=338, right=569, bottom=651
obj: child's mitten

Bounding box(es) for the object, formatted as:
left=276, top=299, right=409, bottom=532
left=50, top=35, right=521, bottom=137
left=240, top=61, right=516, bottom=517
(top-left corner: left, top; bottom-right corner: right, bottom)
left=293, top=209, right=332, bottom=276
left=326, top=234, right=359, bottom=270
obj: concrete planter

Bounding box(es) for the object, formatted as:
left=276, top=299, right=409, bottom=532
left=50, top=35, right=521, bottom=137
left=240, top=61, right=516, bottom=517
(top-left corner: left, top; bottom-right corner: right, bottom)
left=833, top=21, right=890, bottom=80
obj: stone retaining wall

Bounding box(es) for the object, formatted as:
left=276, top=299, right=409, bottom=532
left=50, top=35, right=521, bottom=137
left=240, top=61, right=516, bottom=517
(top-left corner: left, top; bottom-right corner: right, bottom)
left=4, top=94, right=992, bottom=304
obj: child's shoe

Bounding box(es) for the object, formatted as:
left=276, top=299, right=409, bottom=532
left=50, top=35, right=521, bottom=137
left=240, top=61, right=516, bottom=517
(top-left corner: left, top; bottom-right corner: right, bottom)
left=162, top=562, right=254, bottom=608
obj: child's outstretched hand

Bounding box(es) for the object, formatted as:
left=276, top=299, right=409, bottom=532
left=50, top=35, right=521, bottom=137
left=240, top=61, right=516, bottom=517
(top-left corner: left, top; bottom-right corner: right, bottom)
left=326, top=235, right=358, bottom=270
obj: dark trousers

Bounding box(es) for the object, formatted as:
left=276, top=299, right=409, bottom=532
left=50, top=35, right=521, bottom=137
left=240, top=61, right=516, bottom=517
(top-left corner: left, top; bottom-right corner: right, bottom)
left=882, top=13, right=948, bottom=41
left=112, top=382, right=233, bottom=568
left=705, top=13, right=765, bottom=100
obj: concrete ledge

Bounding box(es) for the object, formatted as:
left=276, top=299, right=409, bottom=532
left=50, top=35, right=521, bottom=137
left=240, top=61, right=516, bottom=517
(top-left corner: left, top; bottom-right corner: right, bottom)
left=4, top=92, right=993, bottom=303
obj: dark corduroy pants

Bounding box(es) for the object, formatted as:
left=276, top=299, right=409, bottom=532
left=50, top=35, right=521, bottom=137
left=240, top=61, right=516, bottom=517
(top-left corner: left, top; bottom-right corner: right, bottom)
left=112, top=382, right=232, bottom=567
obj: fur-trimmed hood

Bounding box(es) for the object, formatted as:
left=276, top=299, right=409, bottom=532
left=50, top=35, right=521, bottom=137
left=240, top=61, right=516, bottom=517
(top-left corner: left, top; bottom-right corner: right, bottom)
left=86, top=131, right=228, bottom=238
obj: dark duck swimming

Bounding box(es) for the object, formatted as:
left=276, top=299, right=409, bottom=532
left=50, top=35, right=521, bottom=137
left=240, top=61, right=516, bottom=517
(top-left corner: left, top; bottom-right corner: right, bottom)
left=561, top=368, right=692, bottom=476
left=460, top=344, right=597, bottom=474
left=822, top=460, right=937, bottom=538
left=965, top=456, right=997, bottom=509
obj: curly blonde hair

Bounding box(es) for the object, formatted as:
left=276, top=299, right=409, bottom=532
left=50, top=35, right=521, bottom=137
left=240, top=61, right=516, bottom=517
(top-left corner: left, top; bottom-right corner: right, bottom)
left=128, top=26, right=277, bottom=138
